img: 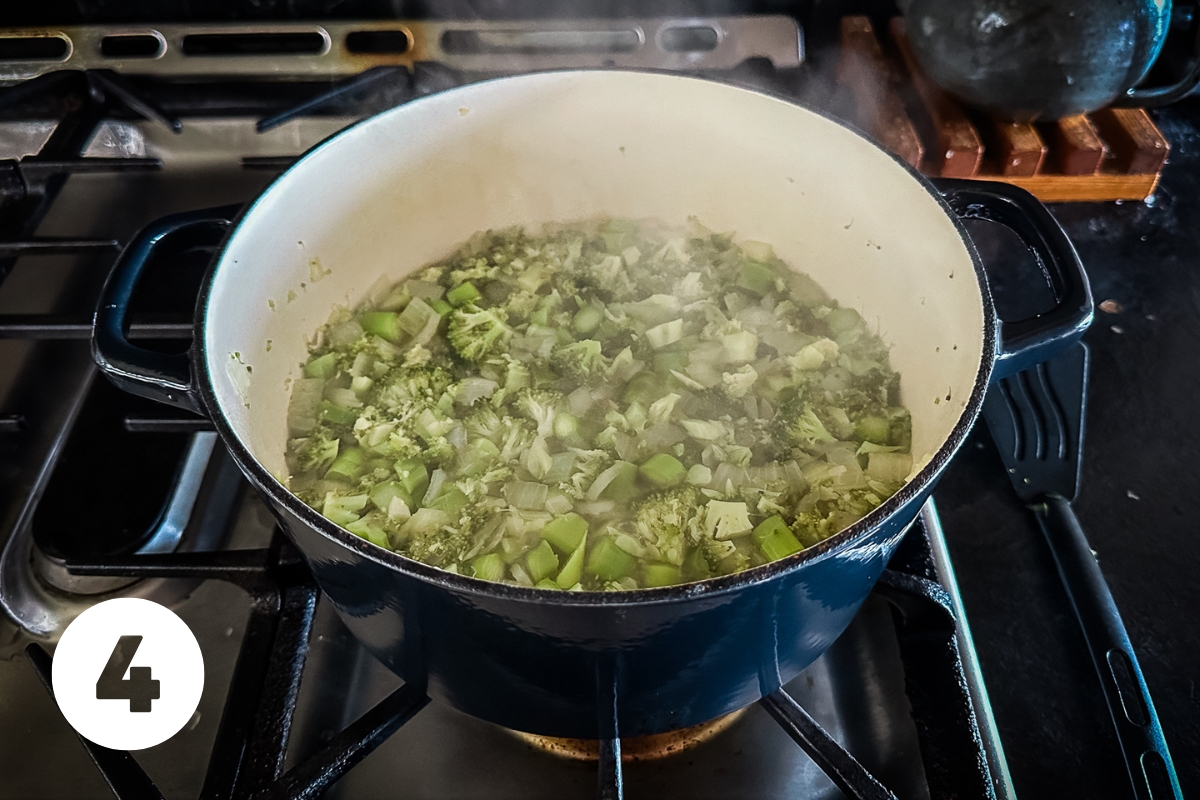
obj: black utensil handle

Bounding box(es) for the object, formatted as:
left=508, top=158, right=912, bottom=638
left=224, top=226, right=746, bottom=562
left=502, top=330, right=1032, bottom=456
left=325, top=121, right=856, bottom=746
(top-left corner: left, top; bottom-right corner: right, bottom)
left=933, top=179, right=1094, bottom=380
left=92, top=205, right=240, bottom=415
left=1034, top=496, right=1183, bottom=800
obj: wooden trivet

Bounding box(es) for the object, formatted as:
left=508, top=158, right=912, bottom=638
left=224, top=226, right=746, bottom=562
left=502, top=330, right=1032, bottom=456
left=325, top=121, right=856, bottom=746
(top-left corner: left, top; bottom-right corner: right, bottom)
left=837, top=16, right=1170, bottom=202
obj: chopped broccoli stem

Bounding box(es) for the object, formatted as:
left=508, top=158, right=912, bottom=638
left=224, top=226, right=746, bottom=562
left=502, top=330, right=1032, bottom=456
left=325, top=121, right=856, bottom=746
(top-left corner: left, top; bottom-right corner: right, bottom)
left=472, top=553, right=506, bottom=582
left=535, top=578, right=560, bottom=590
left=303, top=352, right=338, bottom=379
left=431, top=299, right=453, bottom=317
left=325, top=446, right=365, bottom=482
left=446, top=281, right=482, bottom=307
left=556, top=538, right=587, bottom=588
left=754, top=515, right=804, bottom=561
left=359, top=311, right=403, bottom=342
left=526, top=540, right=560, bottom=583
left=394, top=459, right=429, bottom=502
left=542, top=512, right=588, bottom=554
left=426, top=486, right=468, bottom=515
left=643, top=563, right=682, bottom=587
left=639, top=453, right=687, bottom=488
left=318, top=400, right=357, bottom=426
left=586, top=536, right=636, bottom=580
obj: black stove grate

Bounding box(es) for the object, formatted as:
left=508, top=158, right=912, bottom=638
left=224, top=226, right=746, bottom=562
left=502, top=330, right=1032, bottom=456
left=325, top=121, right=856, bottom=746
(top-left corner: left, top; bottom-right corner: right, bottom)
left=24, top=512, right=997, bottom=800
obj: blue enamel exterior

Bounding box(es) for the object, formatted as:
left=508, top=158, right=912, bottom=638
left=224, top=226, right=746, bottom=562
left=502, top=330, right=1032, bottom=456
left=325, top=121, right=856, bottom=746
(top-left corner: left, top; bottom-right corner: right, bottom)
left=270, top=482, right=928, bottom=738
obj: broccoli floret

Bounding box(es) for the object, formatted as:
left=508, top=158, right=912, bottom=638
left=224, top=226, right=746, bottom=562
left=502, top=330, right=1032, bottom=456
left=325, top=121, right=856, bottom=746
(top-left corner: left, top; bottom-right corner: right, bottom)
left=634, top=486, right=700, bottom=565
left=465, top=403, right=505, bottom=442
left=398, top=508, right=470, bottom=566
left=447, top=304, right=513, bottom=362
left=288, top=430, right=340, bottom=475
left=775, top=402, right=837, bottom=453
left=375, top=364, right=455, bottom=414
left=550, top=339, right=610, bottom=383
left=516, top=388, right=566, bottom=437
left=564, top=447, right=614, bottom=498
left=791, top=486, right=885, bottom=545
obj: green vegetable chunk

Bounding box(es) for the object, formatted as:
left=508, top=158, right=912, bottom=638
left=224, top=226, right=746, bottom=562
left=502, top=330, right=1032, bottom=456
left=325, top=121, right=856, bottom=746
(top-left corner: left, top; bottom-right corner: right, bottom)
left=526, top=540, right=560, bottom=583
left=303, top=352, right=338, bottom=379
left=586, top=536, right=636, bottom=580
left=359, top=311, right=403, bottom=342
left=754, top=515, right=804, bottom=561
left=446, top=281, right=482, bottom=307
left=325, top=446, right=365, bottom=482
left=639, top=453, right=687, bottom=489
left=556, top=538, right=587, bottom=588
left=643, top=563, right=682, bottom=587
left=472, top=553, right=506, bottom=583
left=542, top=513, right=588, bottom=554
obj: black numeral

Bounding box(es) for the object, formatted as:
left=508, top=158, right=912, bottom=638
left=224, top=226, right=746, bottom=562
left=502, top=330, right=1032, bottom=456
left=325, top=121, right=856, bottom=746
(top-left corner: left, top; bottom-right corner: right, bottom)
left=95, top=635, right=160, bottom=713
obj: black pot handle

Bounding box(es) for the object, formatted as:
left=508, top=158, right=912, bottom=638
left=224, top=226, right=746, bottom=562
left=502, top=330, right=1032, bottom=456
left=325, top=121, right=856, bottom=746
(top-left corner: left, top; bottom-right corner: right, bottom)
left=1116, top=21, right=1200, bottom=108
left=932, top=178, right=1094, bottom=380
left=92, top=205, right=240, bottom=415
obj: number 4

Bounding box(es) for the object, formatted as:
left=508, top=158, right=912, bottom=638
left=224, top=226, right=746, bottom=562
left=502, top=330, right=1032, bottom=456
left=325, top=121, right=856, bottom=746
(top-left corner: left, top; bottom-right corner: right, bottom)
left=96, top=635, right=160, bottom=713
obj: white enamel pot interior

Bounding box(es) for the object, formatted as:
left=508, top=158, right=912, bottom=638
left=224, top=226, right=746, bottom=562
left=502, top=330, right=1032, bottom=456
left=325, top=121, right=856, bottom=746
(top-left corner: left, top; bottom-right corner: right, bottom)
left=202, top=70, right=989, bottom=569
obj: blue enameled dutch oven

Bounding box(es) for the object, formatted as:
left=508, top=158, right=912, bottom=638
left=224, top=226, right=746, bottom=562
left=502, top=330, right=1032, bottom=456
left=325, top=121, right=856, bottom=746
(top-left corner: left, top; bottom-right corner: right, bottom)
left=92, top=71, right=1092, bottom=739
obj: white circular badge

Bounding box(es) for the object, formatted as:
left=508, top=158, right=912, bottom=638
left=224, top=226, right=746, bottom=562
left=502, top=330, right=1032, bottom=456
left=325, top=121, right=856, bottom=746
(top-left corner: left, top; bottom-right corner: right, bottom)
left=52, top=597, right=204, bottom=751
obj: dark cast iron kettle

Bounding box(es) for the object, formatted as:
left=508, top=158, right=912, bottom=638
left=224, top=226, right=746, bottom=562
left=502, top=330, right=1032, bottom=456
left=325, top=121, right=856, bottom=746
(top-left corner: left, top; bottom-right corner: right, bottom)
left=898, top=0, right=1199, bottom=120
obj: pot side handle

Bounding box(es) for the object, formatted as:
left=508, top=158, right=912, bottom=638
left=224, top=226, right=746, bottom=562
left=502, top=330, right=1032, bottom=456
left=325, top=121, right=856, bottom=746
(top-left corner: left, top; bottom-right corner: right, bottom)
left=932, top=179, right=1094, bottom=381
left=92, top=206, right=241, bottom=415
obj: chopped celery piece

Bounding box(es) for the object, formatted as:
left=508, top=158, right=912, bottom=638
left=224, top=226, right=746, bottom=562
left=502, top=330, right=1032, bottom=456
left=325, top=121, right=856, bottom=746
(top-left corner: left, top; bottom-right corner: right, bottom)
left=471, top=553, right=506, bottom=583
left=526, top=540, right=559, bottom=583
left=535, top=578, right=559, bottom=590
left=446, top=281, right=482, bottom=307
left=303, top=352, right=338, bottom=379
left=556, top=538, right=586, bottom=588
left=737, top=260, right=777, bottom=295
left=427, top=487, right=469, bottom=515
left=325, top=446, right=365, bottom=482
left=318, top=400, right=358, bottom=426
left=431, top=299, right=453, bottom=317
left=643, top=563, right=682, bottom=587
left=359, top=311, right=403, bottom=342
left=542, top=512, right=588, bottom=554
left=586, top=537, right=636, bottom=580
left=638, top=453, right=687, bottom=488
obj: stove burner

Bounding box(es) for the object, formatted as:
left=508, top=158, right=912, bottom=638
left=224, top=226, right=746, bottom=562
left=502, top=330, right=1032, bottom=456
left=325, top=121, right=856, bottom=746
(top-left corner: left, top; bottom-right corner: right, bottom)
left=510, top=709, right=747, bottom=762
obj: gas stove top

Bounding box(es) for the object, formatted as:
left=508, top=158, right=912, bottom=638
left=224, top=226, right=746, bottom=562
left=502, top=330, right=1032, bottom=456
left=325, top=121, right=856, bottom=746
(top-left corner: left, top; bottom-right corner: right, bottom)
left=3, top=11, right=1185, bottom=800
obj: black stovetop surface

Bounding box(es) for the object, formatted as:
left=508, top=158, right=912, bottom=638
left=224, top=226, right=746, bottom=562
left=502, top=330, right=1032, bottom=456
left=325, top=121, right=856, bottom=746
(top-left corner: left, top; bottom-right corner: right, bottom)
left=936, top=98, right=1200, bottom=799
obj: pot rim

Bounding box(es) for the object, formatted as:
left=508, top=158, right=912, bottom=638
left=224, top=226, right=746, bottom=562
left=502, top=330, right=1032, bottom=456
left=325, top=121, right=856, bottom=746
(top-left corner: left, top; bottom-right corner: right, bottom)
left=193, top=68, right=995, bottom=607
